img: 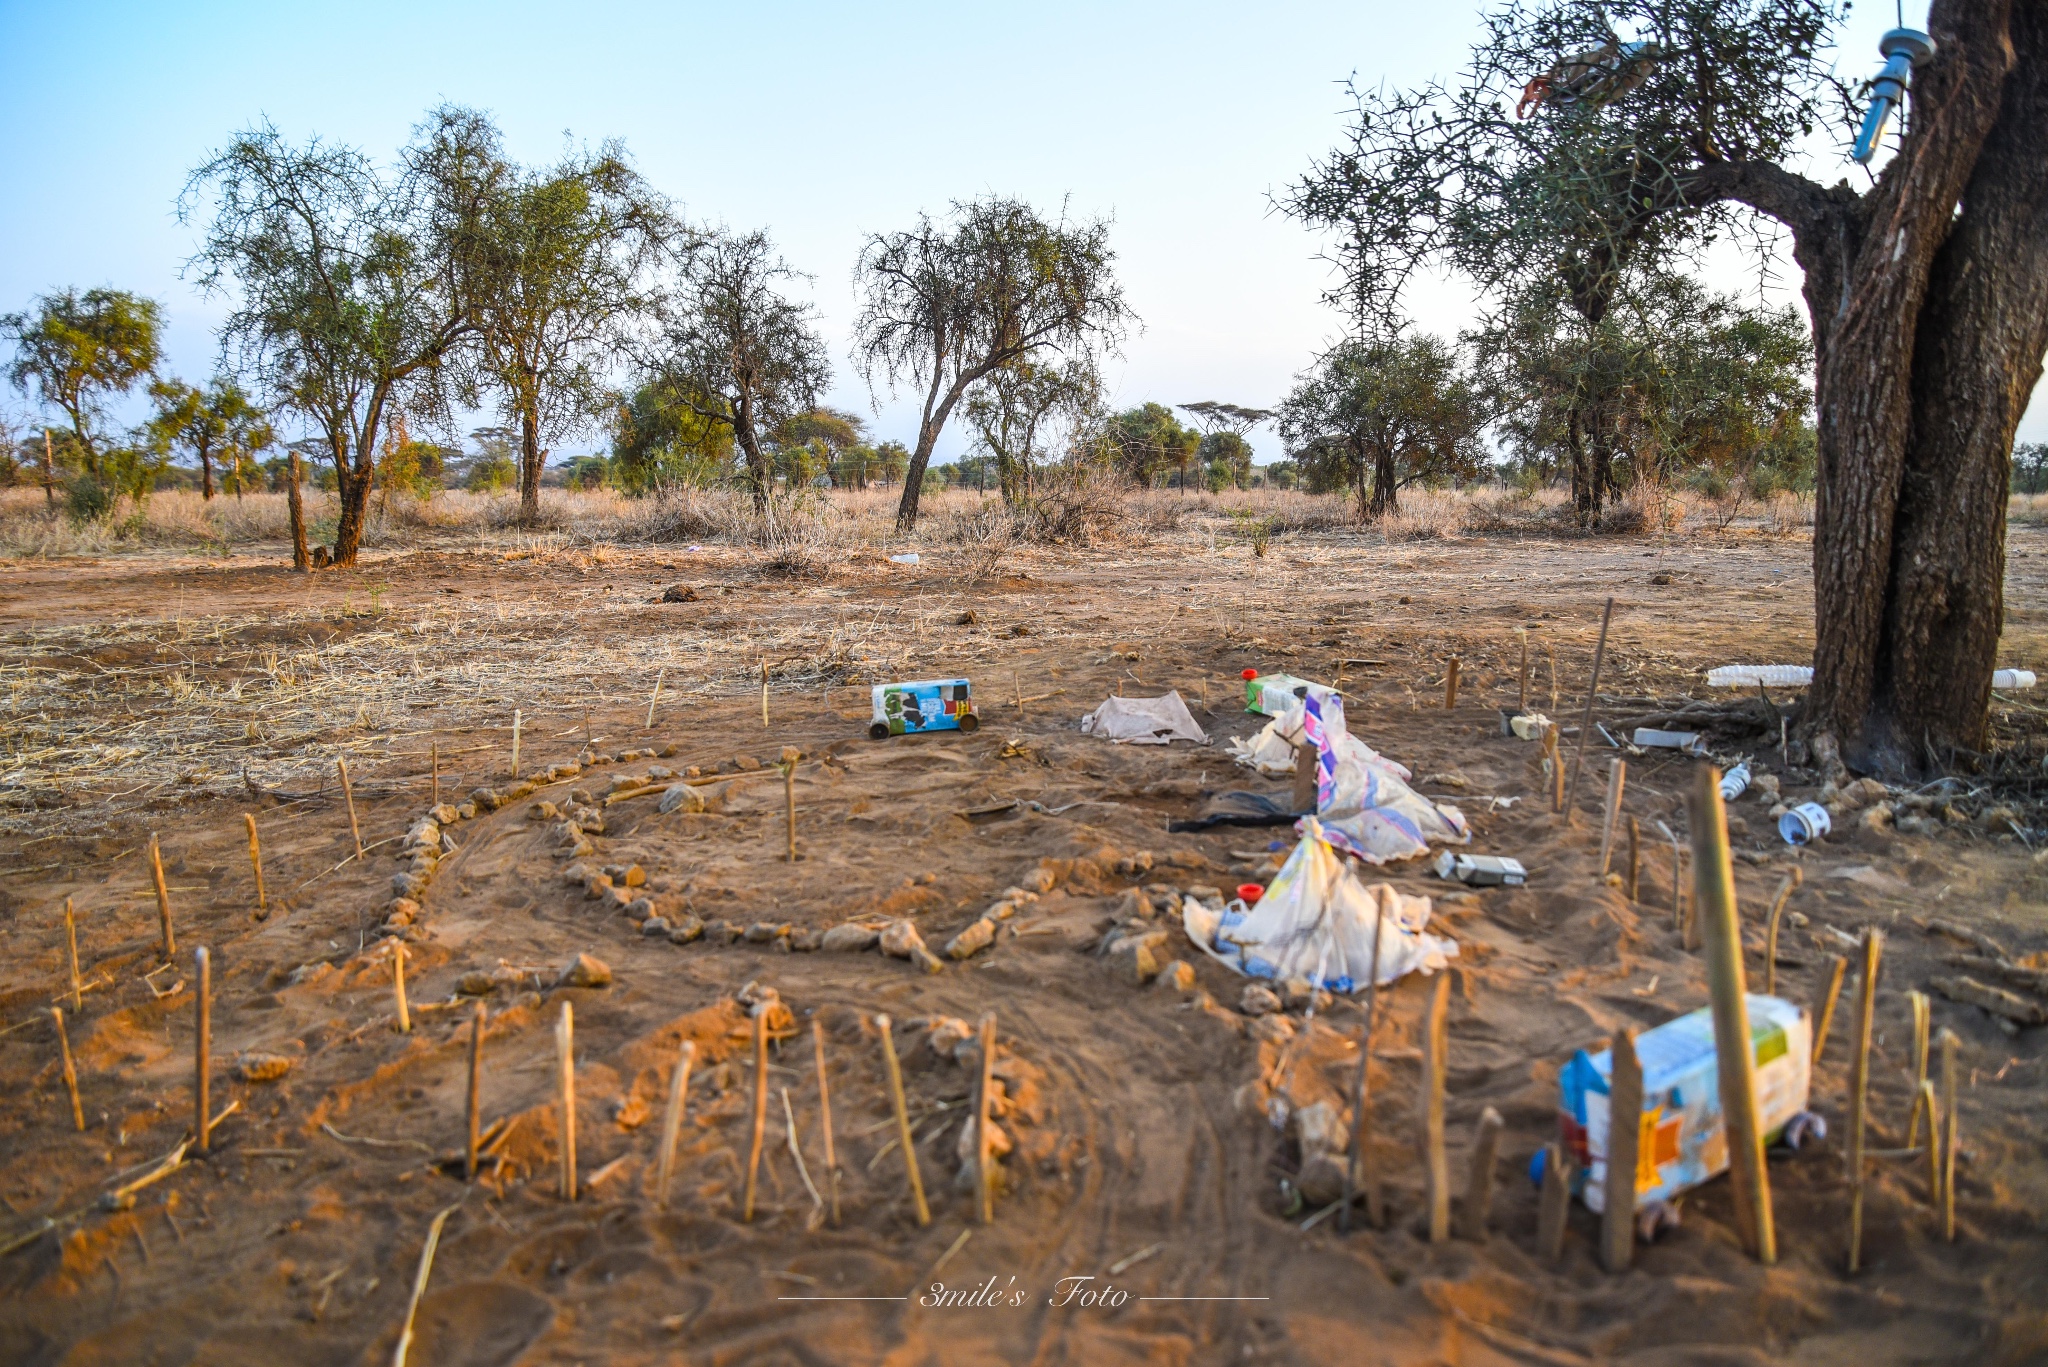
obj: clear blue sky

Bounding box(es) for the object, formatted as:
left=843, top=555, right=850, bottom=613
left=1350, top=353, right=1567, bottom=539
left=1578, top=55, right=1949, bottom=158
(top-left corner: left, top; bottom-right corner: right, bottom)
left=2, top=0, right=2035, bottom=464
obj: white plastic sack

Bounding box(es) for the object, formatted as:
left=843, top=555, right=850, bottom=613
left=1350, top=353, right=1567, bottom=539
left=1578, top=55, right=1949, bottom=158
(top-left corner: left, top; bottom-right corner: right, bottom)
left=1079, top=691, right=1208, bottom=745
left=1226, top=690, right=1411, bottom=782
left=1182, top=819, right=1458, bottom=992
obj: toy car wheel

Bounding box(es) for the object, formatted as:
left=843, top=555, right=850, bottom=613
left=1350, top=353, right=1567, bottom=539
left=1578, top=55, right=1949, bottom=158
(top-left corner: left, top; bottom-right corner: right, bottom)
left=868, top=722, right=889, bottom=740
left=958, top=713, right=980, bottom=733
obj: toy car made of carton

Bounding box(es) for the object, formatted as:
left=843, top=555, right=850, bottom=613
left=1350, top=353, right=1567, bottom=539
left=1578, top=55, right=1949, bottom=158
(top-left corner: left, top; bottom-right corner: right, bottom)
left=869, top=679, right=978, bottom=739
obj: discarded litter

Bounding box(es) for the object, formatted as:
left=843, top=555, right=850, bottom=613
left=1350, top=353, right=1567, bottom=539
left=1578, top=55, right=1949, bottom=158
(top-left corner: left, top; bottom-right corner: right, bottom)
left=1433, top=852, right=1527, bottom=886
left=1226, top=687, right=1466, bottom=864
left=1718, top=762, right=1751, bottom=802
left=1237, top=883, right=1266, bottom=905
left=1079, top=691, right=1208, bottom=745
left=1502, top=711, right=1552, bottom=740
left=887, top=553, right=920, bottom=565
left=1181, top=819, right=1457, bottom=990
left=1240, top=669, right=1327, bottom=717
left=1633, top=728, right=1708, bottom=756
left=1778, top=802, right=1831, bottom=846
left=1559, top=996, right=1813, bottom=1214
left=869, top=679, right=978, bottom=739
left=1710, top=663, right=2036, bottom=692
left=1167, top=791, right=1301, bottom=831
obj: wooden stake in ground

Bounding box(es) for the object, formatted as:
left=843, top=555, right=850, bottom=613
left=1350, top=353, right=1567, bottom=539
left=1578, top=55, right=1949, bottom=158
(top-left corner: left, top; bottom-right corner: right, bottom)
left=1919, top=1077, right=1941, bottom=1207
left=1444, top=657, right=1460, bottom=710
left=1938, top=1027, right=1959, bottom=1241
left=1598, top=757, right=1627, bottom=876
left=392, top=944, right=410, bottom=1034
left=194, top=946, right=212, bottom=1155
left=1421, top=971, right=1452, bottom=1243
left=1762, top=868, right=1804, bottom=996
left=63, top=897, right=82, bottom=1013
left=1813, top=955, right=1849, bottom=1064
left=1626, top=817, right=1641, bottom=902
left=874, top=1014, right=930, bottom=1226
left=812, top=1022, right=838, bottom=1227
left=1015, top=669, right=1025, bottom=720
left=974, top=1012, right=998, bottom=1224
left=556, top=1001, right=577, bottom=1201
left=1542, top=726, right=1564, bottom=814
left=149, top=835, right=175, bottom=960
left=647, top=667, right=665, bottom=729
left=391, top=1201, right=459, bottom=1367
left=1458, top=1106, right=1503, bottom=1241
left=510, top=709, right=522, bottom=779
left=465, top=1002, right=485, bottom=1181
left=1341, top=892, right=1388, bottom=1234
left=1536, top=1142, right=1572, bottom=1262
left=1687, top=764, right=1775, bottom=1264
left=1545, top=640, right=1559, bottom=713
left=1562, top=597, right=1616, bottom=821
left=1905, top=991, right=1932, bottom=1150
left=1846, top=927, right=1883, bottom=1273
left=430, top=739, right=440, bottom=808
left=784, top=761, right=797, bottom=863
left=337, top=757, right=363, bottom=859
left=1601, top=1027, right=1642, bottom=1273
left=1517, top=629, right=1530, bottom=714
left=742, top=1004, right=769, bottom=1221
left=657, top=1039, right=695, bottom=1210
left=52, top=1007, right=83, bottom=1132
left=1291, top=740, right=1320, bottom=814
left=761, top=659, right=770, bottom=728
left=244, top=813, right=266, bottom=916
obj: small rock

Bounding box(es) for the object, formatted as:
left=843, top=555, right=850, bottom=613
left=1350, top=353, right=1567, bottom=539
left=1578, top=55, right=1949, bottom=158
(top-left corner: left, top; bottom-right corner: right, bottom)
left=455, top=971, right=498, bottom=996
left=530, top=801, right=559, bottom=820
left=1105, top=929, right=1171, bottom=985
left=1751, top=774, right=1781, bottom=805
left=822, top=923, right=880, bottom=952
left=1294, top=1101, right=1347, bottom=1155
left=1021, top=866, right=1059, bottom=894
left=779, top=745, right=803, bottom=766
left=1726, top=815, right=1750, bottom=837
left=624, top=898, right=656, bottom=922
left=945, top=917, right=998, bottom=960
left=430, top=803, right=460, bottom=825
left=621, top=865, right=647, bottom=888
left=910, top=944, right=946, bottom=975
left=1240, top=984, right=1283, bottom=1017
left=387, top=897, right=421, bottom=922
left=984, top=900, right=1019, bottom=922
left=403, top=818, right=441, bottom=850
left=641, top=917, right=673, bottom=937
left=926, top=1016, right=974, bottom=1058
left=1296, top=1152, right=1349, bottom=1206
left=469, top=787, right=501, bottom=811
left=1860, top=802, right=1896, bottom=835
left=658, top=783, right=706, bottom=815
left=584, top=874, right=615, bottom=900
left=391, top=872, right=426, bottom=899
left=879, top=920, right=930, bottom=960
left=1247, top=1013, right=1296, bottom=1044
left=668, top=915, right=706, bottom=945
left=1649, top=571, right=1674, bottom=585
left=744, top=922, right=790, bottom=944
left=734, top=754, right=763, bottom=772
left=235, top=1052, right=296, bottom=1083
left=559, top=954, right=612, bottom=989
left=661, top=584, right=699, bottom=602
left=1185, top=885, right=1224, bottom=905
left=647, top=766, right=674, bottom=781
left=1281, top=979, right=1333, bottom=1014
left=1156, top=959, right=1197, bottom=993
left=562, top=862, right=593, bottom=885
left=789, top=928, right=822, bottom=951
left=956, top=609, right=977, bottom=625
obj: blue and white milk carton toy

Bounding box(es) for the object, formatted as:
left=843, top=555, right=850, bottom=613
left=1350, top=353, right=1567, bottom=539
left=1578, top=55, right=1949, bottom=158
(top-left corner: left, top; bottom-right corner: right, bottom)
left=869, top=678, right=978, bottom=739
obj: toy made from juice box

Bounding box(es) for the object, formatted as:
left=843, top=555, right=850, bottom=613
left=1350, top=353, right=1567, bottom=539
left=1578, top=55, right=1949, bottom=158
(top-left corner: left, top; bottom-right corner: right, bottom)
left=869, top=679, right=979, bottom=739
left=1560, top=994, right=1811, bottom=1212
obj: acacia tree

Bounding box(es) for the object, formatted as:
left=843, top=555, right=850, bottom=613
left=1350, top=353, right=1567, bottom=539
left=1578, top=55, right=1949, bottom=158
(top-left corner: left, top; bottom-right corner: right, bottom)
left=1288, top=0, right=2048, bottom=775
left=963, top=356, right=1100, bottom=502
left=146, top=377, right=272, bottom=499
left=1181, top=402, right=1275, bottom=489
left=649, top=227, right=831, bottom=514
left=3, top=287, right=164, bottom=484
left=460, top=142, right=675, bottom=522
left=852, top=197, right=1134, bottom=530
left=1276, top=334, right=1487, bottom=518
left=183, top=107, right=496, bottom=568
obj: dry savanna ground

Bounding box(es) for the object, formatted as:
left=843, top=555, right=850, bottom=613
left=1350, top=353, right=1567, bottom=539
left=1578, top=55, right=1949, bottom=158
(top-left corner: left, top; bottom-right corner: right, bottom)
left=2, top=491, right=2046, bottom=1366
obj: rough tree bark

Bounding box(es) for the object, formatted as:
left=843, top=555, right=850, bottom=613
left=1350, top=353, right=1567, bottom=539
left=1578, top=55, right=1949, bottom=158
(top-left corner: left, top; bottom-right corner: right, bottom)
left=286, top=448, right=309, bottom=572
left=1694, top=0, right=2038, bottom=775
left=518, top=403, right=543, bottom=524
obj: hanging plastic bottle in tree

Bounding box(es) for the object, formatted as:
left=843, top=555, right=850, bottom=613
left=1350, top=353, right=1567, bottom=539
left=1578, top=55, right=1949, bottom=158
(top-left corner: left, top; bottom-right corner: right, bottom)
left=1851, top=27, right=1936, bottom=164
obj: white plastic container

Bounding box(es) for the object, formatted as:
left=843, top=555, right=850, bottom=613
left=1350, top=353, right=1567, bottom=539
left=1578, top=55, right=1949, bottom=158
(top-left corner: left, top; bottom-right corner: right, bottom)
left=888, top=553, right=920, bottom=565
left=1779, top=802, right=1831, bottom=845
left=1634, top=728, right=1708, bottom=755
left=1434, top=851, right=1527, bottom=886
left=1994, top=669, right=2037, bottom=690
left=1719, top=762, right=1751, bottom=801
left=1706, top=665, right=1813, bottom=688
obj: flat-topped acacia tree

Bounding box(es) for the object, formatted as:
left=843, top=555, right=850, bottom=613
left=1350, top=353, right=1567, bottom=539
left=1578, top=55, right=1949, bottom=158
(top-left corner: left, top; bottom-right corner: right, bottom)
left=1289, top=0, right=2048, bottom=776
left=851, top=197, right=1133, bottom=531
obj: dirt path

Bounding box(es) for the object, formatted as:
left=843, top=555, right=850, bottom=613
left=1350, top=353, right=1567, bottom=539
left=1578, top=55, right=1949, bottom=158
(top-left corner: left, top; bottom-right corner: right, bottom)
left=2, top=525, right=2045, bottom=1365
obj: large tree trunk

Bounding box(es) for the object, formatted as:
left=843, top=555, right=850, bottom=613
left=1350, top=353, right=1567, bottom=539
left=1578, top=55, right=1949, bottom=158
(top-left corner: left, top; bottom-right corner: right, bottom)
left=1871, top=0, right=2048, bottom=768
left=1798, top=0, right=2018, bottom=776
left=519, top=406, right=543, bottom=524
left=286, top=449, right=309, bottom=572
left=199, top=445, right=215, bottom=500
left=331, top=427, right=373, bottom=568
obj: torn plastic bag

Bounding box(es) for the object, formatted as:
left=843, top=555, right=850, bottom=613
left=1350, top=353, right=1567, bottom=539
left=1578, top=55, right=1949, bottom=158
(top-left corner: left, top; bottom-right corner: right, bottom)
left=1165, top=790, right=1301, bottom=832
left=1227, top=689, right=1411, bottom=781
left=1180, top=818, right=1458, bottom=991
left=1079, top=691, right=1208, bottom=745
left=1301, top=690, right=1468, bottom=863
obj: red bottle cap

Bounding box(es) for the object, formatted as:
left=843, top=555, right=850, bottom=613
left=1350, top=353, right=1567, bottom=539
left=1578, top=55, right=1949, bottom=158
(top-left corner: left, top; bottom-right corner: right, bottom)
left=1241, top=668, right=1258, bottom=680
left=1237, top=883, right=1265, bottom=904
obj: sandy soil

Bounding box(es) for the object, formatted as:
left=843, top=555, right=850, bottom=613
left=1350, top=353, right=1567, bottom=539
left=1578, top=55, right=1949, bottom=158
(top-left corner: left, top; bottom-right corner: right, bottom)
left=2, top=522, right=2046, bottom=1366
